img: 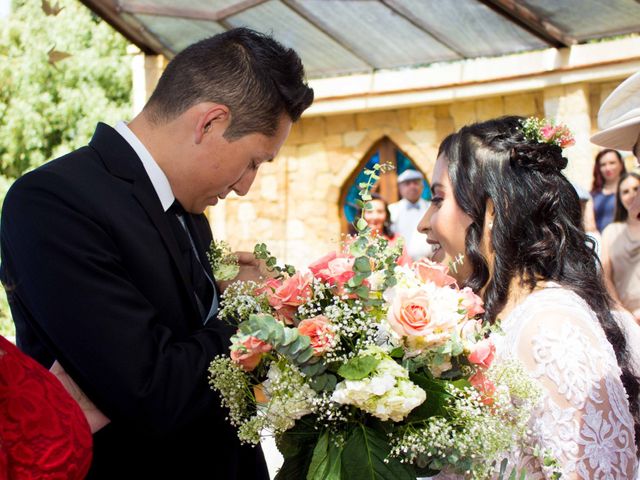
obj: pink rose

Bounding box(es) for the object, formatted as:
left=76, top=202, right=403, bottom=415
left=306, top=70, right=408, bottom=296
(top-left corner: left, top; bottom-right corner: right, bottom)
left=459, top=287, right=485, bottom=318
left=387, top=288, right=459, bottom=347
left=298, top=315, right=334, bottom=355
left=231, top=336, right=272, bottom=372
left=540, top=124, right=557, bottom=142
left=467, top=338, right=495, bottom=369
left=413, top=258, right=457, bottom=287
left=309, top=252, right=355, bottom=287
left=264, top=272, right=313, bottom=325
left=469, top=370, right=496, bottom=406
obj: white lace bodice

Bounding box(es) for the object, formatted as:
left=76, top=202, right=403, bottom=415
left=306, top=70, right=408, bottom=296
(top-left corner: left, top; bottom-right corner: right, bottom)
left=491, top=285, right=638, bottom=479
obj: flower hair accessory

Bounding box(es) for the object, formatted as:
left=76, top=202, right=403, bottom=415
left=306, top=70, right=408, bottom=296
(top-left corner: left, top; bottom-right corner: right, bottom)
left=520, top=117, right=575, bottom=149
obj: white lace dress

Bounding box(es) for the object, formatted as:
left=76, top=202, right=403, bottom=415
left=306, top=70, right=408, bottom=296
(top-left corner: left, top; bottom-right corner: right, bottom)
left=436, top=285, right=639, bottom=479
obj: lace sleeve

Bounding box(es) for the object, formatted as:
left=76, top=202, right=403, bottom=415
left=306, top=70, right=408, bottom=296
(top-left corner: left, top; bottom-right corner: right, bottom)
left=512, top=305, right=637, bottom=479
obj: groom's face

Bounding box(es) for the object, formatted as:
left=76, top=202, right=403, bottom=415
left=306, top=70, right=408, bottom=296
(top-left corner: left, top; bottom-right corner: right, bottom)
left=184, top=113, right=292, bottom=213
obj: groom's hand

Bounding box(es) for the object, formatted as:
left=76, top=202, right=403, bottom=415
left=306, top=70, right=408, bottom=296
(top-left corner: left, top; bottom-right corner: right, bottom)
left=50, top=360, right=111, bottom=433
left=217, top=251, right=274, bottom=292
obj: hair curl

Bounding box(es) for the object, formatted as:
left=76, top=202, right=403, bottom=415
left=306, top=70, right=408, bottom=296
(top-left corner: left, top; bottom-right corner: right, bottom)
left=439, top=115, right=640, bottom=449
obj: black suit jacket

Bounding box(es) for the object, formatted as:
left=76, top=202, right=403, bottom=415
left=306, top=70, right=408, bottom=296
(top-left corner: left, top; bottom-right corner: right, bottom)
left=0, top=123, right=269, bottom=479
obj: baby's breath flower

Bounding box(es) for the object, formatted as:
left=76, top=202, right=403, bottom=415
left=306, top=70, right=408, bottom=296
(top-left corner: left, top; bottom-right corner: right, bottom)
left=208, top=356, right=253, bottom=428
left=218, top=280, right=268, bottom=323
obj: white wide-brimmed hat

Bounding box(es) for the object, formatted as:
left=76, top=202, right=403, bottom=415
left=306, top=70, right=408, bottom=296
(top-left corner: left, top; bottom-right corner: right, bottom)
left=591, top=70, right=640, bottom=151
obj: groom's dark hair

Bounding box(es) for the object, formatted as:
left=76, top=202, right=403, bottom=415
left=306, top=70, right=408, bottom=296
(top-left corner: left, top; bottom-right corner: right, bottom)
left=440, top=115, right=640, bottom=450
left=144, top=27, right=314, bottom=139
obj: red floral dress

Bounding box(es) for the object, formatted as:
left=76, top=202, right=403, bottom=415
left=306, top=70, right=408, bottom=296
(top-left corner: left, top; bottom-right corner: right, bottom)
left=0, top=335, right=92, bottom=479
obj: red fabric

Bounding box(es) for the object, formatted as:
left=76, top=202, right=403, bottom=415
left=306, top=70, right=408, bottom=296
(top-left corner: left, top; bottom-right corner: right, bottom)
left=0, top=335, right=92, bottom=480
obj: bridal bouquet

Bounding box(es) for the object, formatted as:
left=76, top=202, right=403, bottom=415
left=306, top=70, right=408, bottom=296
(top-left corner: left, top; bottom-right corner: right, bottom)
left=208, top=165, right=542, bottom=479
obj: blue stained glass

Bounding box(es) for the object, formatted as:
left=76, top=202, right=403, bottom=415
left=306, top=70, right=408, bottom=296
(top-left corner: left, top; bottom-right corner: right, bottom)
left=344, top=153, right=380, bottom=225
left=343, top=149, right=431, bottom=225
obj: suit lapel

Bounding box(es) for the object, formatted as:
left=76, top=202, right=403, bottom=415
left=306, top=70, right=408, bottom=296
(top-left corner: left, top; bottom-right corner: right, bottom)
left=89, top=123, right=202, bottom=324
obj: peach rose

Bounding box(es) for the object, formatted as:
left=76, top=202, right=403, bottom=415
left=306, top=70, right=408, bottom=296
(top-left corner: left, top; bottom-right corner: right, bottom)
left=460, top=287, right=485, bottom=318
left=413, top=258, right=457, bottom=287
left=264, top=272, right=313, bottom=325
left=309, top=251, right=355, bottom=287
left=231, top=336, right=272, bottom=372
left=469, top=370, right=496, bottom=406
left=467, top=338, right=495, bottom=369
left=298, top=315, right=335, bottom=355
left=387, top=288, right=458, bottom=347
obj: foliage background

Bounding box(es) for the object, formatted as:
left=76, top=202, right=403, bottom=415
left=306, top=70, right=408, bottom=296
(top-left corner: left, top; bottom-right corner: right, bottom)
left=0, top=0, right=132, bottom=336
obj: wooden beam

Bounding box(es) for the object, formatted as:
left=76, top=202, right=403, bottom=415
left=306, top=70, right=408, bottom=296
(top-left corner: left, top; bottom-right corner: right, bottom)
left=479, top=0, right=576, bottom=48
left=281, top=0, right=376, bottom=70
left=79, top=0, right=169, bottom=56
left=118, top=0, right=268, bottom=22
left=381, top=0, right=465, bottom=58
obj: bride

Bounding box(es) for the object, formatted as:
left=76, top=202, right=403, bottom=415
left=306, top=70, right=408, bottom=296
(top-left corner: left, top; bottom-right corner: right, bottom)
left=417, top=116, right=639, bottom=478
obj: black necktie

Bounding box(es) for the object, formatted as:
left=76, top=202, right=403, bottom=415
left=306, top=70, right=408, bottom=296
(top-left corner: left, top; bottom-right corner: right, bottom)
left=166, top=200, right=214, bottom=323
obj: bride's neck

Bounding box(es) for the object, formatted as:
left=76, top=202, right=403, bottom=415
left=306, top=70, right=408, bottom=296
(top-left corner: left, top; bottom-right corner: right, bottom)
left=495, top=276, right=545, bottom=321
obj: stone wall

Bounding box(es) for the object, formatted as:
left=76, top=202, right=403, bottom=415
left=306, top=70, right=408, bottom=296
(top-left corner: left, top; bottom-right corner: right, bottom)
left=208, top=80, right=626, bottom=268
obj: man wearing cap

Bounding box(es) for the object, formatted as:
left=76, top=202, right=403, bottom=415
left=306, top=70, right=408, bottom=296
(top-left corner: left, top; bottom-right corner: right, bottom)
left=388, top=169, right=435, bottom=261
left=591, top=70, right=640, bottom=221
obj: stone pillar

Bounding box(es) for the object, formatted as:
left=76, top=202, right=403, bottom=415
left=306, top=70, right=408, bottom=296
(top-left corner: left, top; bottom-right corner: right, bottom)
left=129, top=46, right=166, bottom=116
left=543, top=83, right=592, bottom=190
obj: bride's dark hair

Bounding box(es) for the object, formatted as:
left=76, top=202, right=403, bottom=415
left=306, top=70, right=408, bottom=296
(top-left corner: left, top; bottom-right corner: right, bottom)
left=439, top=115, right=640, bottom=448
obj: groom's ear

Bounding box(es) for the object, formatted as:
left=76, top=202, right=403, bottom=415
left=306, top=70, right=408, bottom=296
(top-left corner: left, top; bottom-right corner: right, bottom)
left=194, top=104, right=230, bottom=144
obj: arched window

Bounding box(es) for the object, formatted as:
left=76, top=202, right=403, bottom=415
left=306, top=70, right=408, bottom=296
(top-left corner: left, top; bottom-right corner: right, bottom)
left=339, top=137, right=431, bottom=234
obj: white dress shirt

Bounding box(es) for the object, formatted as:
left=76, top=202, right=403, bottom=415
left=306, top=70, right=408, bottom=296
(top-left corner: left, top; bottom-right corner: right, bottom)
left=114, top=121, right=218, bottom=321
left=389, top=198, right=435, bottom=261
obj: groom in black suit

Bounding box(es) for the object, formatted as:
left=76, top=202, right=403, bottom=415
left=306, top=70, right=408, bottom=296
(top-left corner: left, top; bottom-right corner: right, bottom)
left=0, top=28, right=313, bottom=479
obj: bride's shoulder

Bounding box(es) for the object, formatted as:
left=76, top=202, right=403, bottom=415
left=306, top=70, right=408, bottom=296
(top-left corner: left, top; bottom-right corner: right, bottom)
left=502, top=284, right=597, bottom=332
left=502, top=284, right=615, bottom=364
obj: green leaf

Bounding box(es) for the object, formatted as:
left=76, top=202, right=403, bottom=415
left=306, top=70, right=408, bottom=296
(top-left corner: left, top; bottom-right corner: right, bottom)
left=307, top=430, right=342, bottom=480
left=353, top=256, right=372, bottom=274
left=276, top=415, right=320, bottom=462
left=354, top=285, right=370, bottom=299
left=337, top=355, right=380, bottom=380
left=356, top=218, right=368, bottom=231
left=341, top=424, right=415, bottom=480
left=349, top=237, right=369, bottom=257
left=361, top=193, right=372, bottom=202
left=405, top=373, right=452, bottom=421
left=389, top=347, right=404, bottom=358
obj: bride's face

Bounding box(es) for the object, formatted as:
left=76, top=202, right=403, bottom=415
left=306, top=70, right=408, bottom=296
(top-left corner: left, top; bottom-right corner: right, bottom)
left=418, top=154, right=473, bottom=282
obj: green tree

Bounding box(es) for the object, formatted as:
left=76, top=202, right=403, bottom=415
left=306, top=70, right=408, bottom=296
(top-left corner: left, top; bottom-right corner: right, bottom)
left=0, top=0, right=132, bottom=336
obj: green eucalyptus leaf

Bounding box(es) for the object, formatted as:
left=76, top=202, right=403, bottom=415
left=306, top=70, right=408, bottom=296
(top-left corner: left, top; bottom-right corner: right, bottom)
left=353, top=256, right=371, bottom=273
left=354, top=285, right=370, bottom=299
left=356, top=218, right=368, bottom=231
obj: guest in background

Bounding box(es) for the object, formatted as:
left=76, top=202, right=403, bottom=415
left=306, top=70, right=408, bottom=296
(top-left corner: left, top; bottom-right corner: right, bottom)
left=601, top=172, right=640, bottom=321
left=591, top=149, right=627, bottom=232
left=388, top=169, right=435, bottom=261
left=572, top=182, right=602, bottom=257
left=351, top=193, right=411, bottom=265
